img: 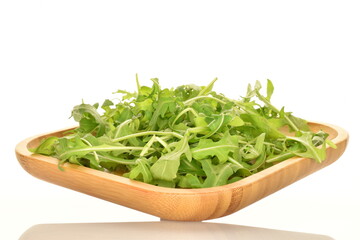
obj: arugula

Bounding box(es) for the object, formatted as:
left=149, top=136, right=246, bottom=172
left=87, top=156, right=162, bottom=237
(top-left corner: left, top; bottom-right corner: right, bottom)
left=191, top=132, right=239, bottom=164
left=201, top=159, right=237, bottom=188
left=32, top=76, right=336, bottom=188
left=150, top=135, right=191, bottom=181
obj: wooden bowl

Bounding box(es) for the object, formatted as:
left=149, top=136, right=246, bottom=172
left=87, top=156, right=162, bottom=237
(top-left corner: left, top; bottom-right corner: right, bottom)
left=15, top=122, right=348, bottom=221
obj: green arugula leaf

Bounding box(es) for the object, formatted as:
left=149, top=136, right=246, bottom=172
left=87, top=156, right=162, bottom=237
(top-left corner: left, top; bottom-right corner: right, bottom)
left=266, top=79, right=274, bottom=101
left=179, top=158, right=205, bottom=176
left=287, top=132, right=327, bottom=163
left=147, top=89, right=177, bottom=130
left=78, top=114, right=99, bottom=133
left=197, top=77, right=218, bottom=96
left=114, top=90, right=136, bottom=101
left=31, top=136, right=59, bottom=156
left=150, top=136, right=191, bottom=181
left=228, top=116, right=244, bottom=127
left=178, top=173, right=203, bottom=188
left=71, top=103, right=108, bottom=136
left=191, top=132, right=239, bottom=163
left=128, top=157, right=153, bottom=183
left=241, top=113, right=285, bottom=139
left=201, top=159, right=235, bottom=188
left=101, top=99, right=114, bottom=109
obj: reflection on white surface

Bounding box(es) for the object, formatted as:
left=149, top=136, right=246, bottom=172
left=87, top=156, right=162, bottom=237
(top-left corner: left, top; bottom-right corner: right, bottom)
left=19, top=221, right=334, bottom=240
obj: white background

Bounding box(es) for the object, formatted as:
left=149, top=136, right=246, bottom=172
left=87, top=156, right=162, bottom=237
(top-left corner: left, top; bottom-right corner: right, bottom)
left=1, top=0, right=359, bottom=239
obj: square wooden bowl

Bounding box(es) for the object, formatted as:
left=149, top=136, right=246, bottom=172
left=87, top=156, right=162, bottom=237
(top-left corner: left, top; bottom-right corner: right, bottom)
left=15, top=122, right=348, bottom=221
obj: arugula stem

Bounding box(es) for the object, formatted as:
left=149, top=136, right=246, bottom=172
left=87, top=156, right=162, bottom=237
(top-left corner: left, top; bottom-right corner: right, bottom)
left=197, top=77, right=218, bottom=96
left=135, top=73, right=141, bottom=94
left=93, top=153, right=137, bottom=165
left=80, top=138, right=100, bottom=164
left=228, top=157, right=247, bottom=169
left=114, top=119, right=133, bottom=139
left=238, top=139, right=248, bottom=145
left=58, top=146, right=148, bottom=159
left=265, top=152, right=296, bottom=163
left=171, top=107, right=199, bottom=128
left=112, top=131, right=183, bottom=142
left=185, top=127, right=209, bottom=136
left=155, top=136, right=171, bottom=152
left=184, top=95, right=226, bottom=106
left=192, top=144, right=238, bottom=154
left=230, top=99, right=259, bottom=115
left=140, top=135, right=157, bottom=157
left=201, top=113, right=224, bottom=138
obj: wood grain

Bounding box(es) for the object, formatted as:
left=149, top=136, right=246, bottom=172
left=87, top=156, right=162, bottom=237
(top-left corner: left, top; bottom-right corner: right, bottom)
left=15, top=122, right=348, bottom=221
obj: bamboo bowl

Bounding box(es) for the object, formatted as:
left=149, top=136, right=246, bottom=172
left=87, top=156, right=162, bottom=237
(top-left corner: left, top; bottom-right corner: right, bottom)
left=15, top=122, right=348, bottom=221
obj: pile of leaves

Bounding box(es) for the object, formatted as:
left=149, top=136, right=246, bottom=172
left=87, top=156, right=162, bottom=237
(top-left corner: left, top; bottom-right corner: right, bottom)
left=33, top=76, right=335, bottom=188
